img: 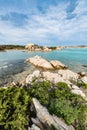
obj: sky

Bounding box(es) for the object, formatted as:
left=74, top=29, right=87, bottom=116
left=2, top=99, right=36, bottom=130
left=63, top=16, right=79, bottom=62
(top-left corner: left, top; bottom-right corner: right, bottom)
left=0, top=0, right=87, bottom=46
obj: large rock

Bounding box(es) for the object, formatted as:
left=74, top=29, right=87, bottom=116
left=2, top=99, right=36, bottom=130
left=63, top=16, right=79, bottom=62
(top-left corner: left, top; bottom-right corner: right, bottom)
left=25, top=44, right=52, bottom=52
left=71, top=85, right=87, bottom=100
left=29, top=124, right=41, bottom=130
left=31, top=118, right=44, bottom=130
left=28, top=56, right=54, bottom=70
left=58, top=69, right=78, bottom=81
left=81, top=76, right=87, bottom=84
left=33, top=98, right=75, bottom=130
left=25, top=44, right=41, bottom=51
left=56, top=46, right=63, bottom=50
left=78, top=72, right=85, bottom=77
left=25, top=44, right=35, bottom=49
left=43, top=46, right=52, bottom=52
left=27, top=55, right=68, bottom=70
left=42, top=71, right=69, bottom=84
left=26, top=70, right=40, bottom=84
left=50, top=60, right=67, bottom=69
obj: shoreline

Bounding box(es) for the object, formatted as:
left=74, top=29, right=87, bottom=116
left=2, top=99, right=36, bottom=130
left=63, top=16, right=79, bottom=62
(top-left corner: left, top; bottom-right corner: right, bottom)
left=0, top=45, right=25, bottom=52
left=0, top=58, right=87, bottom=88
left=0, top=47, right=87, bottom=87
left=0, top=44, right=87, bottom=52
left=0, top=61, right=36, bottom=87
left=0, top=55, right=87, bottom=130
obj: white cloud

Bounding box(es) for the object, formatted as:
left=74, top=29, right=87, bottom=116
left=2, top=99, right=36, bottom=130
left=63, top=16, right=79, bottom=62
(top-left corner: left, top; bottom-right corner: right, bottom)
left=73, top=0, right=87, bottom=15
left=0, top=0, right=87, bottom=45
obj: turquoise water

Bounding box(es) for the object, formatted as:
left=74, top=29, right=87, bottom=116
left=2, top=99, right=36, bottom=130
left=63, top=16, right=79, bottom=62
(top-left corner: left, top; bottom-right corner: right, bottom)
left=0, top=48, right=87, bottom=86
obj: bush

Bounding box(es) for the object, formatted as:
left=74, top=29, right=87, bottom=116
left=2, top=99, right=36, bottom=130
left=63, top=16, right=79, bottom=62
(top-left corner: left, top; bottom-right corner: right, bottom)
left=28, top=81, right=87, bottom=129
left=48, top=82, right=87, bottom=130
left=28, top=81, right=51, bottom=106
left=0, top=86, right=31, bottom=130
left=77, top=82, right=87, bottom=89
left=0, top=81, right=86, bottom=130
left=70, top=79, right=87, bottom=89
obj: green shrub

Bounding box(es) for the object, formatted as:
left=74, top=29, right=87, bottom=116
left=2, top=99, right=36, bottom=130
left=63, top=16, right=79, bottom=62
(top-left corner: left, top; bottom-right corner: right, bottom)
left=48, top=82, right=86, bottom=130
left=50, top=125, right=57, bottom=130
left=28, top=81, right=87, bottom=129
left=77, top=82, right=87, bottom=89
left=70, top=79, right=87, bottom=89
left=0, top=81, right=86, bottom=130
left=0, top=86, right=31, bottom=130
left=28, top=81, right=51, bottom=106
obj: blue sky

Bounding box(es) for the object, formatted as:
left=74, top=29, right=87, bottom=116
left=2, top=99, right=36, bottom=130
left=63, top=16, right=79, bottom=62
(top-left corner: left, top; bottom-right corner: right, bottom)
left=0, top=0, right=87, bottom=46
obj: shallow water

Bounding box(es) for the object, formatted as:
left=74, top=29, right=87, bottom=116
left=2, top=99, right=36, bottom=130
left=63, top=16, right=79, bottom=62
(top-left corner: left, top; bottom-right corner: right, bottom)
left=0, top=49, right=87, bottom=86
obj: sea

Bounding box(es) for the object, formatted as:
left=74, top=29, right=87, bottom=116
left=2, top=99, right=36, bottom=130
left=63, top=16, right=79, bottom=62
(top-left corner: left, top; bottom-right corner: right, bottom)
left=0, top=48, right=87, bottom=86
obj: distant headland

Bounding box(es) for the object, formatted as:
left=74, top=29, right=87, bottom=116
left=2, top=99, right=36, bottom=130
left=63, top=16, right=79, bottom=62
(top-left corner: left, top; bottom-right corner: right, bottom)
left=0, top=44, right=87, bottom=52
left=0, top=45, right=25, bottom=51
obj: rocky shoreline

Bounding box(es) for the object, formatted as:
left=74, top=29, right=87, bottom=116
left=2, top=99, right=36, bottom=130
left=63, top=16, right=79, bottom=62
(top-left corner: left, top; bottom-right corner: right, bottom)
left=25, top=56, right=87, bottom=130
left=25, top=44, right=87, bottom=52
left=26, top=55, right=87, bottom=99
left=0, top=55, right=87, bottom=130
left=0, top=44, right=87, bottom=52
left=25, top=44, right=63, bottom=52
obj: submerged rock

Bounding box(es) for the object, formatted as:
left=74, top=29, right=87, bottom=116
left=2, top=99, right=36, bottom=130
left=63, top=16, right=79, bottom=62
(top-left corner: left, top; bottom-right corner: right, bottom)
left=82, top=65, right=87, bottom=68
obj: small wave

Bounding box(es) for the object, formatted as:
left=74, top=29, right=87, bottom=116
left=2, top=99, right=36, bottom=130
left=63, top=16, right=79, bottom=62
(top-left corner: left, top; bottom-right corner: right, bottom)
left=3, top=62, right=8, bottom=65
left=0, top=67, right=2, bottom=69
left=9, top=64, right=13, bottom=67
left=2, top=65, right=8, bottom=69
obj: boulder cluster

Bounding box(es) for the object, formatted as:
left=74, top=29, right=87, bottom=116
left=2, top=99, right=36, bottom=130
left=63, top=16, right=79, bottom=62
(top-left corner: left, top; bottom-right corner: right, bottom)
left=26, top=55, right=87, bottom=100
left=1, top=55, right=87, bottom=130
left=25, top=44, right=62, bottom=52
left=28, top=98, right=75, bottom=130
left=25, top=55, right=87, bottom=130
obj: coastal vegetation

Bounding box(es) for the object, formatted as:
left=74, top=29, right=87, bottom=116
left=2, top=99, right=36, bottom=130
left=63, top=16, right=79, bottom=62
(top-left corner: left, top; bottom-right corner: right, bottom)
left=0, top=44, right=62, bottom=52
left=0, top=86, right=31, bottom=130
left=0, top=45, right=25, bottom=51
left=0, top=44, right=87, bottom=52
left=0, top=55, right=87, bottom=130
left=0, top=81, right=86, bottom=130
left=70, top=79, right=87, bottom=89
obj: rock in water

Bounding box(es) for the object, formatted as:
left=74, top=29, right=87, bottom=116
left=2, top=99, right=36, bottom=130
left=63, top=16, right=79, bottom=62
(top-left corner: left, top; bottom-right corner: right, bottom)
left=78, top=72, right=85, bottom=77
left=33, top=98, right=75, bottom=130
left=26, top=55, right=68, bottom=70
left=27, top=55, right=54, bottom=70
left=50, top=60, right=67, bottom=69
